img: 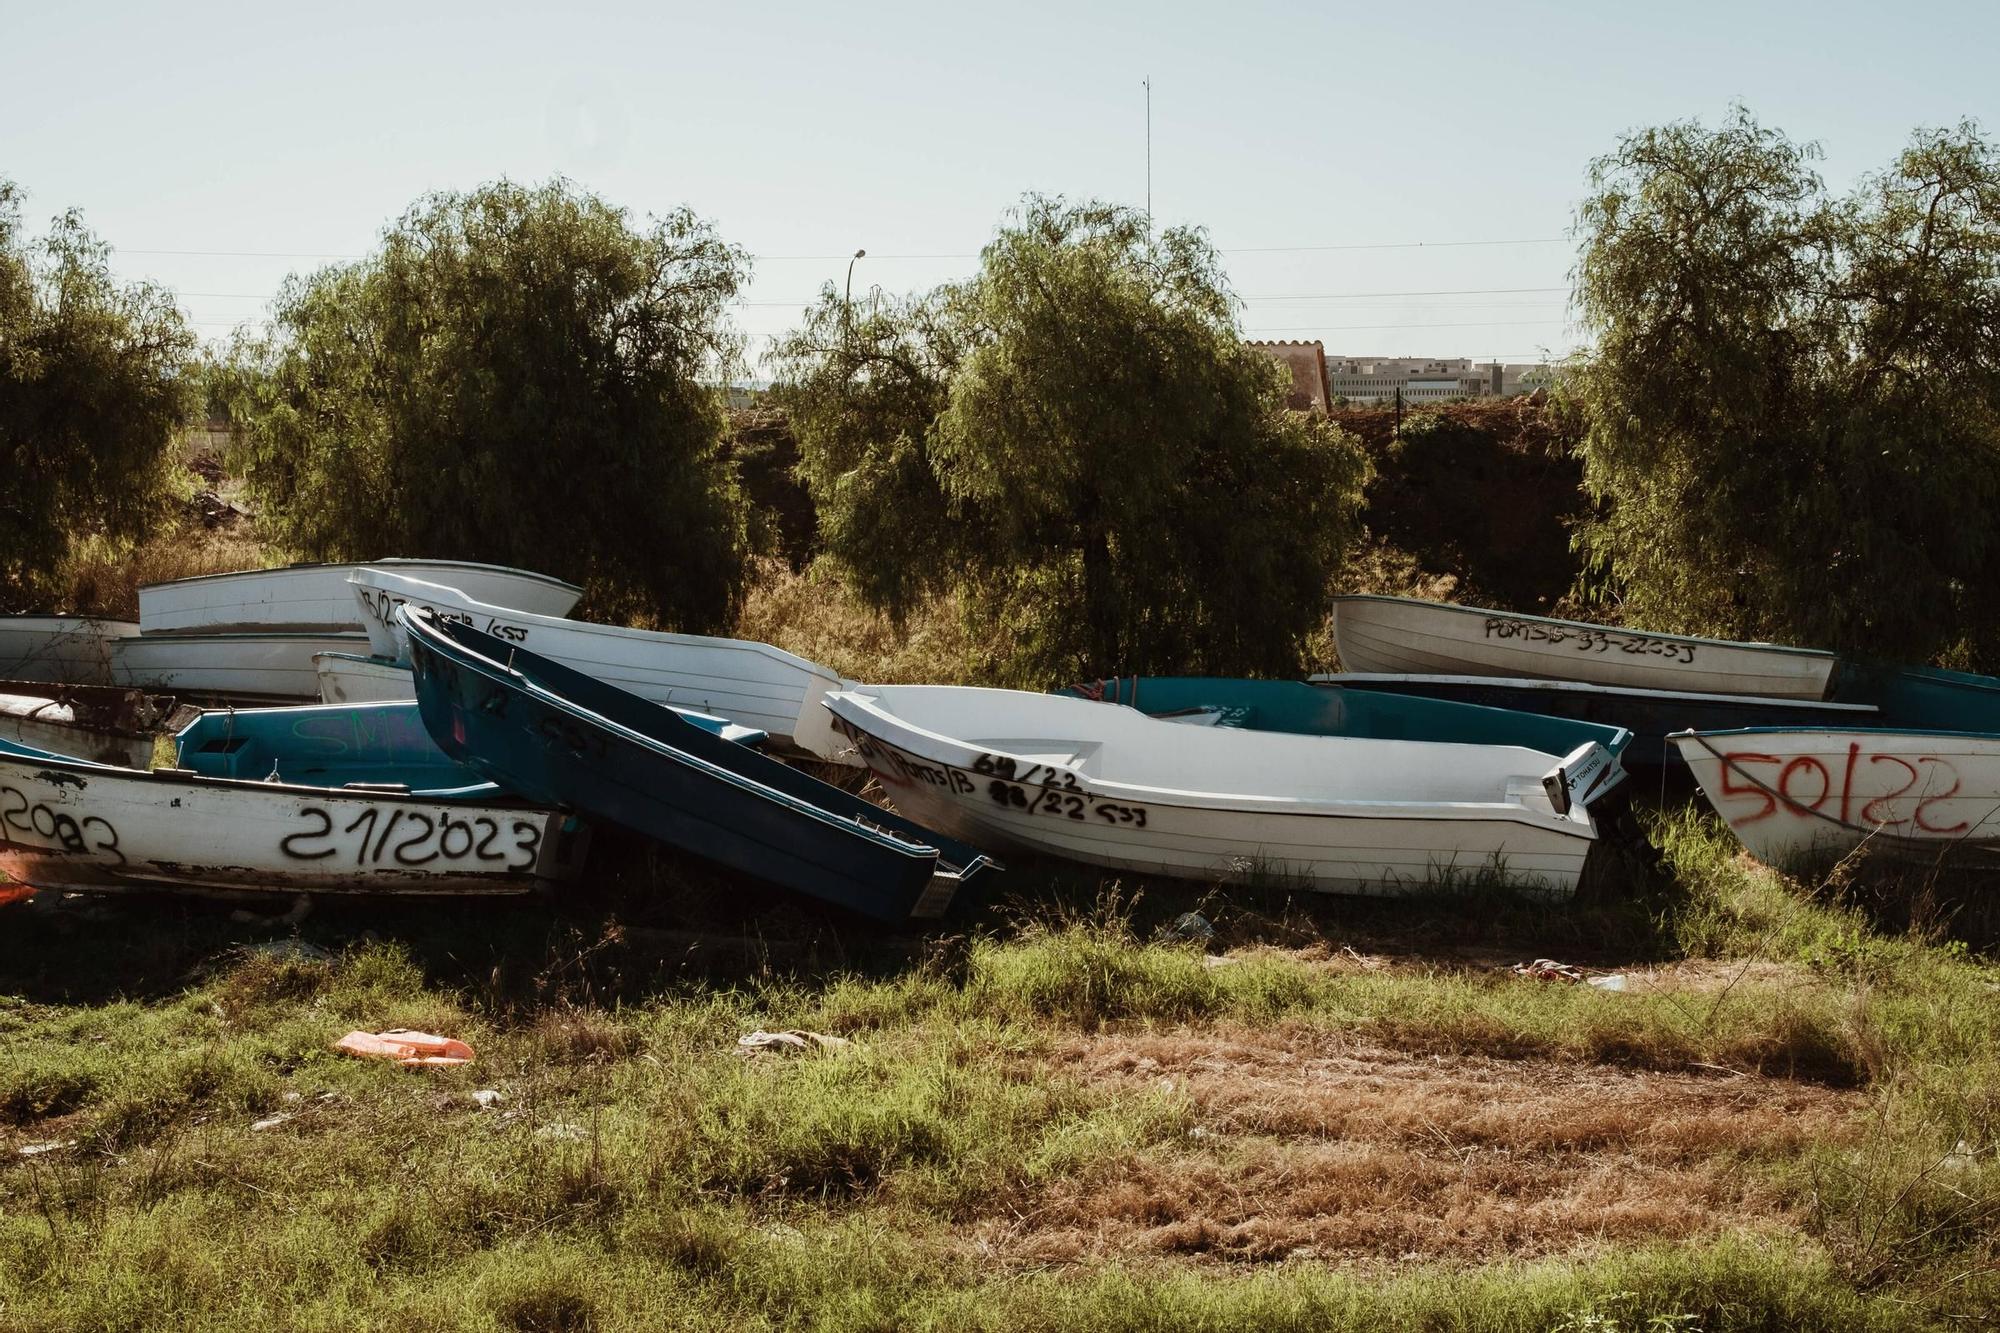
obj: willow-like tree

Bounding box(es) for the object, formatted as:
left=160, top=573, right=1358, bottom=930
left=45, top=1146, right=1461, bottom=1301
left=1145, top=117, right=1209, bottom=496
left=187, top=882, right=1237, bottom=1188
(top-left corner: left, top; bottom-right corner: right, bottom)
left=226, top=180, right=751, bottom=630
left=0, top=180, right=197, bottom=610
left=776, top=197, right=1368, bottom=682
left=1572, top=110, right=2000, bottom=667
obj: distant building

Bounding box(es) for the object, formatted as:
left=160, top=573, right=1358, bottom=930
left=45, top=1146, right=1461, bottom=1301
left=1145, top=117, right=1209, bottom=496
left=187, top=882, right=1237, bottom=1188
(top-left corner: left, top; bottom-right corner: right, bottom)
left=1246, top=340, right=1331, bottom=411
left=1251, top=342, right=1557, bottom=407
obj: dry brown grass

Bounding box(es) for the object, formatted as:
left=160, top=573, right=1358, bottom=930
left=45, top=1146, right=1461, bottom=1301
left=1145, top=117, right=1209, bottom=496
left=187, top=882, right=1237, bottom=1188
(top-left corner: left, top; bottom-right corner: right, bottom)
left=733, top=557, right=990, bottom=684
left=977, top=1027, right=1861, bottom=1266
left=61, top=505, right=276, bottom=620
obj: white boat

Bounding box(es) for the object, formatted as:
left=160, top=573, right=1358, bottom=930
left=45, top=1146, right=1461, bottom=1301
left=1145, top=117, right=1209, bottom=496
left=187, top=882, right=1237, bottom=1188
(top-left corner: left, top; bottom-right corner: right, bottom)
left=138, top=559, right=583, bottom=634
left=348, top=568, right=856, bottom=763
left=0, top=742, right=581, bottom=897
left=1331, top=595, right=1838, bottom=700
left=823, top=684, right=1612, bottom=898
left=315, top=652, right=413, bottom=704
left=111, top=631, right=369, bottom=702
left=0, top=684, right=185, bottom=768
left=0, top=616, right=140, bottom=686
left=1672, top=727, right=2000, bottom=867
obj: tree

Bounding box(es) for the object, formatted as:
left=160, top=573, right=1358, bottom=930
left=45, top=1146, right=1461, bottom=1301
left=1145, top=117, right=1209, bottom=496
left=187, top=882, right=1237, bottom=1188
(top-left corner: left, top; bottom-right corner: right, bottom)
left=1572, top=110, right=2000, bottom=667
left=0, top=179, right=198, bottom=610
left=227, top=180, right=752, bottom=630
left=776, top=196, right=1369, bottom=682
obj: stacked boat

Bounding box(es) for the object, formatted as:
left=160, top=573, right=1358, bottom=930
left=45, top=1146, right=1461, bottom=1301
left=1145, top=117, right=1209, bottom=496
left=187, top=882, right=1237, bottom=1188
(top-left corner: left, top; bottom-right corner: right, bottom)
left=1324, top=594, right=2000, bottom=871
left=10, top=566, right=1980, bottom=921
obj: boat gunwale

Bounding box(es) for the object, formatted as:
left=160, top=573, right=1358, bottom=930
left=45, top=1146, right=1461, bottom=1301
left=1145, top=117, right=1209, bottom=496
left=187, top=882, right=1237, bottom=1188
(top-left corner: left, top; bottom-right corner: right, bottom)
left=1331, top=594, right=1839, bottom=660
left=140, top=559, right=583, bottom=597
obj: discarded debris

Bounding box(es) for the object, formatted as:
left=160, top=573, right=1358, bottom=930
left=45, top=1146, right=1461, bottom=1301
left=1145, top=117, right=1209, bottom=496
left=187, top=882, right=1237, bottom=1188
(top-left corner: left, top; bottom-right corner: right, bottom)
left=738, top=1029, right=852, bottom=1055
left=1512, top=958, right=1586, bottom=983
left=470, top=1089, right=504, bottom=1109
left=0, top=885, right=34, bottom=908
left=335, top=1029, right=475, bottom=1067
left=250, top=1113, right=294, bottom=1132
left=1169, top=912, right=1216, bottom=944
left=1588, top=973, right=1630, bottom=992
left=17, top=1140, right=75, bottom=1158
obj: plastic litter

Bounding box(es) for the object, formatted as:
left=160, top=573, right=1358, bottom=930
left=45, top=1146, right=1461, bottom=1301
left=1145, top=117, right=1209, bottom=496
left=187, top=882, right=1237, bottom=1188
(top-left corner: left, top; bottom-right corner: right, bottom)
left=250, top=1113, right=294, bottom=1132
left=335, top=1029, right=475, bottom=1067
left=1169, top=912, right=1217, bottom=944
left=0, top=885, right=34, bottom=908
left=738, top=1029, right=852, bottom=1055
left=1588, top=973, right=1629, bottom=992
left=16, top=1140, right=74, bottom=1158
left=470, top=1089, right=504, bottom=1109
left=1512, top=958, right=1586, bottom=983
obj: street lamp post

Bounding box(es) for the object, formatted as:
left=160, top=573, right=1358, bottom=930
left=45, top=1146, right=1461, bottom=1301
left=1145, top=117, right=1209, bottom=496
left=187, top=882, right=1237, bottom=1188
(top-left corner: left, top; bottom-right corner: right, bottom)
left=845, top=248, right=866, bottom=325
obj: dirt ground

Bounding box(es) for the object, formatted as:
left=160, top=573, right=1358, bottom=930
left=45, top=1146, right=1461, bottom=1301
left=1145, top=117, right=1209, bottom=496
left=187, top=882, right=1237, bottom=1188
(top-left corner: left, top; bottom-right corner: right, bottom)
left=980, top=1026, right=1860, bottom=1266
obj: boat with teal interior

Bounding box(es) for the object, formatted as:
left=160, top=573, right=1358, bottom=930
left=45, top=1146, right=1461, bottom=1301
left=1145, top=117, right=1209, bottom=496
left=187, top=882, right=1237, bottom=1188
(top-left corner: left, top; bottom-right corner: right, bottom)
left=1061, top=676, right=1632, bottom=811
left=174, top=700, right=765, bottom=795
left=401, top=608, right=999, bottom=924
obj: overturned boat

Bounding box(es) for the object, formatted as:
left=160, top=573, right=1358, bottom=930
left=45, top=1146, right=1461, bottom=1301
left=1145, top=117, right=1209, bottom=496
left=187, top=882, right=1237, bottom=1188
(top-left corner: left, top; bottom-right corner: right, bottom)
left=111, top=630, right=369, bottom=703
left=0, top=616, right=139, bottom=686
left=0, top=703, right=589, bottom=897
left=1331, top=595, right=1838, bottom=700
left=401, top=608, right=997, bottom=923
left=139, top=559, right=582, bottom=633
left=827, top=684, right=1619, bottom=898
left=353, top=567, right=856, bottom=763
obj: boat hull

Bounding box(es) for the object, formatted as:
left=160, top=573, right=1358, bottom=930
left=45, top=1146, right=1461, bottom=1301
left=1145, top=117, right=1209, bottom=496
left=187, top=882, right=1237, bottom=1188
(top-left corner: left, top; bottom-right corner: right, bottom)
left=1672, top=728, right=2000, bottom=867
left=315, top=652, right=414, bottom=704
left=1332, top=596, right=1837, bottom=699
left=402, top=610, right=996, bottom=923
left=0, top=746, right=580, bottom=896
left=353, top=568, right=855, bottom=763
left=827, top=685, right=1598, bottom=899
left=1319, top=673, right=1878, bottom=770
left=139, top=560, right=582, bottom=633
left=0, top=617, right=139, bottom=686
left=111, top=631, right=369, bottom=703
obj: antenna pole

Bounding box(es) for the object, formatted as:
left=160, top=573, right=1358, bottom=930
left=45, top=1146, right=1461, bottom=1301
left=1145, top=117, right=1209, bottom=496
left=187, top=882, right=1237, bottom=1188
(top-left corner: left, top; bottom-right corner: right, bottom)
left=1144, top=76, right=1152, bottom=221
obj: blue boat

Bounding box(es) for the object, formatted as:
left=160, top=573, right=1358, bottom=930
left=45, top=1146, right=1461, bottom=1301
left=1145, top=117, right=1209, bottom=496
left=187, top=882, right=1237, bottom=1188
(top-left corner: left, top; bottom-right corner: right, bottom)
left=174, top=700, right=765, bottom=797
left=1831, top=663, right=2000, bottom=732
left=1061, top=675, right=1634, bottom=809
left=1305, top=673, right=1880, bottom=772
left=400, top=608, right=1000, bottom=923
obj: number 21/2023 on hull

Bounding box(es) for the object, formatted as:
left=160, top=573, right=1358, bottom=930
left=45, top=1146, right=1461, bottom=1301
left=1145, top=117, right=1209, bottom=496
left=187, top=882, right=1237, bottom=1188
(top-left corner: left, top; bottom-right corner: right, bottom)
left=0, top=740, right=583, bottom=896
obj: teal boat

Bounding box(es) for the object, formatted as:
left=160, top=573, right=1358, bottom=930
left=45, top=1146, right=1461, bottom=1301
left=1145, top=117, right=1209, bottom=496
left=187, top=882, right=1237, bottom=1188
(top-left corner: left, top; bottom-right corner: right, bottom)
left=175, top=700, right=766, bottom=796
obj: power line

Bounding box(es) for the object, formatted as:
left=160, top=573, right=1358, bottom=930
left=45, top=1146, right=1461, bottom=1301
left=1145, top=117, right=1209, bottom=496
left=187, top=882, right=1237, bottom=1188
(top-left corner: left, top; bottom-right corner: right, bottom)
left=1244, top=319, right=1570, bottom=332
left=122, top=234, right=1572, bottom=264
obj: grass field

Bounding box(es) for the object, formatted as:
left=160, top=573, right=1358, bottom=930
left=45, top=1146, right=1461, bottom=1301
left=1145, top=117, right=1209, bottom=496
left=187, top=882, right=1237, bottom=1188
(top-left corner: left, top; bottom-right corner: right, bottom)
left=4, top=808, right=1998, bottom=1331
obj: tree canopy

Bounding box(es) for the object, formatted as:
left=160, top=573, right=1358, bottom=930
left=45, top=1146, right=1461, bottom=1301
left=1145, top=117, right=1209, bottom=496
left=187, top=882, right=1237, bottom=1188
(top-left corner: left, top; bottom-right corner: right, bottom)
left=0, top=180, right=197, bottom=611
left=1571, top=109, right=2000, bottom=667
left=226, top=180, right=752, bottom=630
left=774, top=196, right=1369, bottom=683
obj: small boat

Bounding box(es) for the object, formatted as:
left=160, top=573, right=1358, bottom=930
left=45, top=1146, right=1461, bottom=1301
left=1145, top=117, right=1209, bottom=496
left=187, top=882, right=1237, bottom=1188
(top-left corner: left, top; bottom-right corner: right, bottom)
left=0, top=616, right=140, bottom=686
left=401, top=608, right=997, bottom=923
left=175, top=698, right=763, bottom=791
left=111, top=630, right=369, bottom=703
left=1833, top=662, right=2000, bottom=731
left=315, top=652, right=413, bottom=704
left=1063, top=675, right=1631, bottom=807
left=1671, top=727, right=2000, bottom=867
left=1331, top=595, right=1839, bottom=700
left=353, top=568, right=856, bottom=763
left=1314, top=673, right=1879, bottom=771
left=138, top=559, right=582, bottom=634
left=0, top=682, right=188, bottom=768
left=826, top=684, right=1616, bottom=898
left=0, top=716, right=588, bottom=897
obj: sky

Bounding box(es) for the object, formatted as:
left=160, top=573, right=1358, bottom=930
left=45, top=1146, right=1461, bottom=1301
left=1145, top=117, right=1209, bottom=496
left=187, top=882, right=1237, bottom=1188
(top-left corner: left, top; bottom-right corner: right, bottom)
left=5, top=0, right=1998, bottom=371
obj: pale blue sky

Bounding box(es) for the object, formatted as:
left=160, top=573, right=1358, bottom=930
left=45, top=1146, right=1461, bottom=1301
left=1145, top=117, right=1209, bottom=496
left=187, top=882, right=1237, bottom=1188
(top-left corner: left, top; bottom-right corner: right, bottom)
left=5, top=0, right=1995, bottom=368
